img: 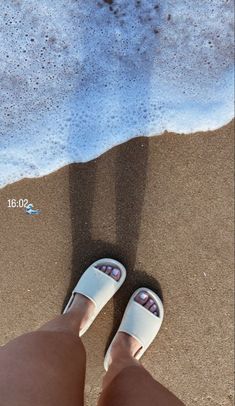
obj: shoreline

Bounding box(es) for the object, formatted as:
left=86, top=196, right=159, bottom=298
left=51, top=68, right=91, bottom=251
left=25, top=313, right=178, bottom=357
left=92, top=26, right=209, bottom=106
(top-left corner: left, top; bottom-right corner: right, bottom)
left=1, top=119, right=234, bottom=190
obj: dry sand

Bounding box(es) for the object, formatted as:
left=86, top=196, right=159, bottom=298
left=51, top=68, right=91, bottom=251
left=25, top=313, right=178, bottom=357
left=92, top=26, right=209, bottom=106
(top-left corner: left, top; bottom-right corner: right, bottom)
left=0, top=121, right=234, bottom=405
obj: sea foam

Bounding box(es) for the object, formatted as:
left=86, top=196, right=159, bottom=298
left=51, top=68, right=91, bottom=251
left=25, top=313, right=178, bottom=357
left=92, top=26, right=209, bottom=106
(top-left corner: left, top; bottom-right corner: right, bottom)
left=0, top=0, right=234, bottom=187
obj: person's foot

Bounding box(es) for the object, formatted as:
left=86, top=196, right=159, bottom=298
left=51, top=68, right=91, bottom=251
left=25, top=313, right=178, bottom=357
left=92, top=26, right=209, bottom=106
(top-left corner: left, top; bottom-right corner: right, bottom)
left=66, top=264, right=122, bottom=333
left=109, top=290, right=159, bottom=364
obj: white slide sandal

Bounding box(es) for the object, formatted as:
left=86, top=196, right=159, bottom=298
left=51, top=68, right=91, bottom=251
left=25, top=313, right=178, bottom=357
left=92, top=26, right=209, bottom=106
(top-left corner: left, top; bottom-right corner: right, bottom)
left=63, top=258, right=126, bottom=337
left=104, top=287, right=164, bottom=371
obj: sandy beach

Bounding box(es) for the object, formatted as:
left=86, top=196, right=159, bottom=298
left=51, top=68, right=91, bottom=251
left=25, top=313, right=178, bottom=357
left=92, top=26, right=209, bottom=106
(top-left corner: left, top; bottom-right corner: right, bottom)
left=0, top=121, right=234, bottom=405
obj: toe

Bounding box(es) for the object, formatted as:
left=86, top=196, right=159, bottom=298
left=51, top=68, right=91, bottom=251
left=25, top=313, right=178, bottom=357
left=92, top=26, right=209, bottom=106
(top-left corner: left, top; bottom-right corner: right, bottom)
left=100, top=265, right=107, bottom=272
left=150, top=303, right=159, bottom=316
left=144, top=298, right=155, bottom=310
left=106, top=266, right=113, bottom=275
left=134, top=290, right=149, bottom=305
left=110, top=267, right=121, bottom=281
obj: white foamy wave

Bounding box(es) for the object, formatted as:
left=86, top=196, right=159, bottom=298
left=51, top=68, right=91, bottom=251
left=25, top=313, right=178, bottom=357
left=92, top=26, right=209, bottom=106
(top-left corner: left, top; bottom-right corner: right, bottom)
left=0, top=0, right=234, bottom=187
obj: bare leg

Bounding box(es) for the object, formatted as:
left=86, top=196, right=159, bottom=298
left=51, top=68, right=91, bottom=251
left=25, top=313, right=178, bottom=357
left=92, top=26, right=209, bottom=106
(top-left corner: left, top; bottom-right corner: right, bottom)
left=0, top=308, right=87, bottom=406
left=0, top=263, right=122, bottom=406
left=98, top=291, right=185, bottom=406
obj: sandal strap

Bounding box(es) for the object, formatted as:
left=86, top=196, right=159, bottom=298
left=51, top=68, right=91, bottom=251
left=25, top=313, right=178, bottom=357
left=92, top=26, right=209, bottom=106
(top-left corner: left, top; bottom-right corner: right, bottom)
left=73, top=265, right=120, bottom=313
left=119, top=300, right=162, bottom=350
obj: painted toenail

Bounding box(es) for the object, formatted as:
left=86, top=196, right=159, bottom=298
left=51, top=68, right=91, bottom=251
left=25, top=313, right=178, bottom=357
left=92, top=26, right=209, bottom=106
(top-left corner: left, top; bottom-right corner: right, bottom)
left=111, top=268, right=120, bottom=276
left=101, top=266, right=106, bottom=271
left=107, top=266, right=112, bottom=271
left=140, top=292, right=148, bottom=300
left=151, top=304, right=157, bottom=312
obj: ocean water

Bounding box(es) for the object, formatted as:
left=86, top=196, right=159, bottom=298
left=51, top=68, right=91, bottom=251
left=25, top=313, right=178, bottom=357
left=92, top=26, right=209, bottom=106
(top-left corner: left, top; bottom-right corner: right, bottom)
left=0, top=0, right=234, bottom=187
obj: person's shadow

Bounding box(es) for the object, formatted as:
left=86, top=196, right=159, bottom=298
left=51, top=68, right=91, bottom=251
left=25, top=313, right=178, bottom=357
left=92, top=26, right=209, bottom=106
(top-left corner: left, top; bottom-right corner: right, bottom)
left=63, top=136, right=163, bottom=349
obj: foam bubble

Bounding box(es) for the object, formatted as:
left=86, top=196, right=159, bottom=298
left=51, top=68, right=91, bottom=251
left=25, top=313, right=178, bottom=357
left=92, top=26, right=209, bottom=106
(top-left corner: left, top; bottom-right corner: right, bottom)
left=0, top=0, right=234, bottom=187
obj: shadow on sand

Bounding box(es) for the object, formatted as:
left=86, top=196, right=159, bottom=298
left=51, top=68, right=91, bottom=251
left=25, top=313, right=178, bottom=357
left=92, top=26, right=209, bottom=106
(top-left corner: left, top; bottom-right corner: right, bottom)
left=63, top=137, right=163, bottom=349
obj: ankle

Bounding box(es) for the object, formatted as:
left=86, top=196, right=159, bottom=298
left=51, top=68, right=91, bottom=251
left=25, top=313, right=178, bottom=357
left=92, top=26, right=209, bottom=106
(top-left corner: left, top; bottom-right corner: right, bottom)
left=38, top=313, right=81, bottom=336
left=110, top=346, right=134, bottom=365
left=103, top=354, right=138, bottom=391
left=51, top=312, right=83, bottom=336
left=109, top=332, right=141, bottom=362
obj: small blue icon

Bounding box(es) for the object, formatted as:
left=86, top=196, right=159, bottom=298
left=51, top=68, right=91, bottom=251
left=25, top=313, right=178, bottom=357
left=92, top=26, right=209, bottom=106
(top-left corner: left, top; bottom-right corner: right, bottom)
left=25, top=203, right=41, bottom=215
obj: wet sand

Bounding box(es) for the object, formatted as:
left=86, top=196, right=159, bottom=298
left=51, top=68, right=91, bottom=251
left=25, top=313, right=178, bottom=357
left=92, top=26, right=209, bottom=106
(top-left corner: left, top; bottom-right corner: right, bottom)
left=0, top=121, right=234, bottom=405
